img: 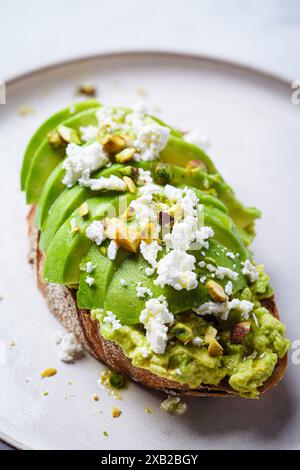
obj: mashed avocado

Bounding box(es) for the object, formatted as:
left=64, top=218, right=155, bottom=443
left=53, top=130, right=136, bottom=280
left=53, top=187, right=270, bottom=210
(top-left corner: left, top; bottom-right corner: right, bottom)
left=92, top=304, right=290, bottom=399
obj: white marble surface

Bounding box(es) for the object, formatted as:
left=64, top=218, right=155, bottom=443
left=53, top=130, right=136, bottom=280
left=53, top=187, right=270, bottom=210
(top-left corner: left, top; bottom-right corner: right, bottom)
left=0, top=0, right=299, bottom=451
left=1, top=0, right=300, bottom=81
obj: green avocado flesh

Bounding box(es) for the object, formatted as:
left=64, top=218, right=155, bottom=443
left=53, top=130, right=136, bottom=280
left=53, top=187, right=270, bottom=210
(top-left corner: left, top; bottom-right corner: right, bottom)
left=21, top=102, right=290, bottom=398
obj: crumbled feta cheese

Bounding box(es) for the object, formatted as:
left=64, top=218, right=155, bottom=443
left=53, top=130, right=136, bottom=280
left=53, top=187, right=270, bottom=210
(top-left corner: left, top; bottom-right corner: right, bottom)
left=140, top=240, right=162, bottom=268
left=137, top=168, right=153, bottom=186
left=225, top=280, right=233, bottom=296
left=191, top=336, right=203, bottom=346
left=226, top=252, right=235, bottom=259
left=85, top=275, right=95, bottom=286
left=86, top=220, right=105, bottom=245
left=145, top=267, right=155, bottom=276
left=242, top=259, right=259, bottom=283
left=86, top=261, right=94, bottom=273
left=193, top=298, right=254, bottom=321
left=79, top=173, right=127, bottom=192
left=120, top=278, right=127, bottom=286
left=199, top=276, right=207, bottom=284
left=80, top=125, right=98, bottom=142
left=136, top=283, right=153, bottom=298
left=132, top=122, right=170, bottom=162
left=195, top=226, right=214, bottom=250
left=155, top=250, right=198, bottom=291
left=164, top=215, right=197, bottom=251
left=138, top=345, right=150, bottom=358
left=204, top=263, right=238, bottom=281
left=62, top=142, right=109, bottom=188
left=54, top=331, right=83, bottom=363
left=107, top=240, right=118, bottom=260
left=175, top=368, right=182, bottom=375
left=140, top=296, right=174, bottom=354
left=103, top=311, right=122, bottom=330
left=184, top=129, right=210, bottom=152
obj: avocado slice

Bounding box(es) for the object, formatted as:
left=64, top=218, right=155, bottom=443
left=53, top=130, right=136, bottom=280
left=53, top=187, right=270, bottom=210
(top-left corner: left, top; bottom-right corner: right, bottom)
left=25, top=106, right=100, bottom=203
left=43, top=193, right=135, bottom=284
left=77, top=243, right=130, bottom=309
left=20, top=99, right=99, bottom=190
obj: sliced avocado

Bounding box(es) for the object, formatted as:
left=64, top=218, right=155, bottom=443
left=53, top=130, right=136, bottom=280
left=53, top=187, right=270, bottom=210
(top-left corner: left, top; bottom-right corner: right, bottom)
left=77, top=243, right=130, bottom=309
left=43, top=193, right=134, bottom=284
left=160, top=136, right=217, bottom=173
left=21, top=99, right=99, bottom=190
left=36, top=162, right=65, bottom=229
left=39, top=164, right=127, bottom=249
left=25, top=106, right=100, bottom=203
left=104, top=254, right=208, bottom=325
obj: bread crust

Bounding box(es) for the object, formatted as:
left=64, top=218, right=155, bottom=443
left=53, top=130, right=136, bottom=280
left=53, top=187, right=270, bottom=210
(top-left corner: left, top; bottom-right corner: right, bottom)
left=28, top=206, right=288, bottom=397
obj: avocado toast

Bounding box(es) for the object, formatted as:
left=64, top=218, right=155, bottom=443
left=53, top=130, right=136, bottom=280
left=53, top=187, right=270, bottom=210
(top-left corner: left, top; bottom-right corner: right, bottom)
left=23, top=101, right=290, bottom=399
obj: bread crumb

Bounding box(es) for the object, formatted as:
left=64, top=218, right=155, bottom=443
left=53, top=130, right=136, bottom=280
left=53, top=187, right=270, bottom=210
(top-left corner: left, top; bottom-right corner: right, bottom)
left=18, top=105, right=34, bottom=116
left=8, top=340, right=15, bottom=349
left=40, top=368, right=57, bottom=378
left=42, top=391, right=49, bottom=396
left=77, top=83, right=97, bottom=97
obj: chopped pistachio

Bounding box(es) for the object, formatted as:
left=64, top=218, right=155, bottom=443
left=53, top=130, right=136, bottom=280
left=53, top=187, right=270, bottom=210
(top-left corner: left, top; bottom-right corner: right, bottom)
left=99, top=246, right=107, bottom=256
left=71, top=225, right=80, bottom=234
left=109, top=373, right=126, bottom=389
left=77, top=83, right=96, bottom=97
left=160, top=396, right=187, bottom=415
left=116, top=224, right=141, bottom=253
left=207, top=280, right=228, bottom=302
left=208, top=338, right=223, bottom=356
left=47, top=131, right=65, bottom=149
left=79, top=202, right=89, bottom=217
left=123, top=176, right=136, bottom=193
left=115, top=147, right=136, bottom=163
left=92, top=394, right=100, bottom=401
left=144, top=407, right=152, bottom=414
left=118, top=165, right=139, bottom=180
left=42, top=391, right=49, bottom=397
left=186, top=159, right=207, bottom=174
left=112, top=407, right=122, bottom=418
left=204, top=325, right=217, bottom=345
left=57, top=125, right=81, bottom=144
left=154, top=163, right=173, bottom=185
left=102, top=431, right=109, bottom=437
left=231, top=321, right=251, bottom=344
left=170, top=322, right=193, bottom=344
left=103, top=135, right=126, bottom=155
left=40, top=368, right=57, bottom=378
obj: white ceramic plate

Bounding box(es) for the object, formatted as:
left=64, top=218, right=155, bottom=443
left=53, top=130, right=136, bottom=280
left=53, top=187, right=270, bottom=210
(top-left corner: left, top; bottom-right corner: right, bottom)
left=0, top=52, right=300, bottom=450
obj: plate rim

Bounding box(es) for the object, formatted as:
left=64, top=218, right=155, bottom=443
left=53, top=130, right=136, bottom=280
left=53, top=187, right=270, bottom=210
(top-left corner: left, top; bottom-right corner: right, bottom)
left=6, top=49, right=290, bottom=90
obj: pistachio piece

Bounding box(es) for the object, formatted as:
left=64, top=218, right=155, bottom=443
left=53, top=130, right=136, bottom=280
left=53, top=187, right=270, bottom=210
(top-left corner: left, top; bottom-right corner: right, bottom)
left=100, top=246, right=107, bottom=256
left=47, top=130, right=65, bottom=149
left=79, top=202, right=89, bottom=217
left=77, top=83, right=96, bottom=97
left=40, top=368, right=57, bottom=378
left=115, top=147, right=136, bottom=163
left=208, top=338, right=223, bottom=356
left=231, top=321, right=251, bottom=344
left=170, top=322, right=193, bottom=344
left=154, top=163, right=173, bottom=185
left=123, top=176, right=136, bottom=193
left=119, top=165, right=139, bottom=180
left=186, top=159, right=207, bottom=174
left=57, top=125, right=81, bottom=144
left=207, top=280, right=228, bottom=302
left=112, top=407, right=122, bottom=418
left=204, top=325, right=217, bottom=345
left=117, top=225, right=141, bottom=253
left=103, top=135, right=126, bottom=155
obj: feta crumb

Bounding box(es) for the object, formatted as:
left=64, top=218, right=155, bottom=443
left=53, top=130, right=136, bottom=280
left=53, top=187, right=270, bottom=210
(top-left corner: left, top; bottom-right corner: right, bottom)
left=107, top=240, right=118, bottom=260
left=79, top=174, right=127, bottom=192
left=62, top=142, right=109, bottom=188
left=140, top=296, right=174, bottom=354
left=54, top=331, right=83, bottom=363
left=86, top=220, right=105, bottom=245
left=103, top=311, right=122, bottom=330
left=145, top=267, right=155, bottom=276
left=175, top=368, right=182, bottom=376
left=140, top=240, right=162, bottom=268
left=120, top=278, right=127, bottom=286
left=137, top=168, right=153, bottom=186
left=136, top=283, right=153, bottom=299
left=155, top=250, right=197, bottom=291
left=226, top=252, right=235, bottom=259
left=191, top=336, right=203, bottom=346
left=86, top=261, right=94, bottom=273
left=242, top=259, right=259, bottom=283
left=193, top=298, right=254, bottom=321
left=225, top=280, right=233, bottom=296
left=199, top=276, right=207, bottom=284
left=80, top=125, right=98, bottom=142
left=85, top=276, right=95, bottom=286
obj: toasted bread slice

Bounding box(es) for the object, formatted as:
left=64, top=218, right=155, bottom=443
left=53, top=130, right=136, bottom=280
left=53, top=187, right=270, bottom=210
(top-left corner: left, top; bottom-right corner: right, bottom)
left=28, top=206, right=288, bottom=397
